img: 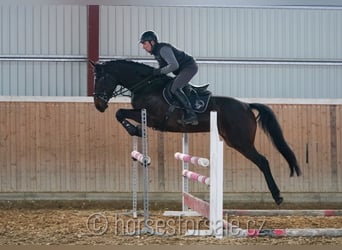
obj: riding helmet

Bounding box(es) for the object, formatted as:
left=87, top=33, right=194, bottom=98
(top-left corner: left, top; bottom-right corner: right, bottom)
left=139, top=30, right=158, bottom=43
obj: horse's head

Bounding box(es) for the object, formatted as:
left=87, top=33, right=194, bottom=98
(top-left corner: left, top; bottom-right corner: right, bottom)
left=91, top=61, right=117, bottom=112
left=91, top=59, right=166, bottom=112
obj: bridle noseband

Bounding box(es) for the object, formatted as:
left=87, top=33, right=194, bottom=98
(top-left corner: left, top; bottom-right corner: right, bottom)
left=93, top=92, right=110, bottom=103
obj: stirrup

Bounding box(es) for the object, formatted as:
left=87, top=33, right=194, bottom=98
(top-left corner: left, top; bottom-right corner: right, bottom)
left=178, top=113, right=198, bottom=126
left=184, top=118, right=199, bottom=126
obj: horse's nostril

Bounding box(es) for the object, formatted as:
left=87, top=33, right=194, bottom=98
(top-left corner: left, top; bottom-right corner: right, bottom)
left=95, top=102, right=108, bottom=112
left=98, top=107, right=105, bottom=112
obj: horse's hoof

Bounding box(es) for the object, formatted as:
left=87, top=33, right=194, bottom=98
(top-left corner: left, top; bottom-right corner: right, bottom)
left=275, top=197, right=284, bottom=206
left=136, top=125, right=142, bottom=137
left=289, top=169, right=294, bottom=177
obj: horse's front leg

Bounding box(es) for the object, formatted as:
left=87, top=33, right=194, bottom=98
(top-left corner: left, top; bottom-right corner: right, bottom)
left=116, top=108, right=143, bottom=137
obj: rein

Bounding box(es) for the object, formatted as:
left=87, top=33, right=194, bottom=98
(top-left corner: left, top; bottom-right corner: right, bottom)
left=111, top=74, right=154, bottom=97
left=130, top=75, right=154, bottom=93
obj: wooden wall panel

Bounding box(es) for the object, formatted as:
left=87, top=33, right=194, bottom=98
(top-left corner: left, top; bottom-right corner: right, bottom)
left=337, top=105, right=342, bottom=191
left=0, top=99, right=341, bottom=197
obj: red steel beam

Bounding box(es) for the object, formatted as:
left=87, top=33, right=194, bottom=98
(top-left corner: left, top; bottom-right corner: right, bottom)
left=87, top=5, right=99, bottom=96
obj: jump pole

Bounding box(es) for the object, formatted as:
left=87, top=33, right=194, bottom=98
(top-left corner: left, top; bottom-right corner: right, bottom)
left=168, top=133, right=204, bottom=216
left=169, top=140, right=212, bottom=216
left=224, top=209, right=342, bottom=217
left=224, top=228, right=342, bottom=238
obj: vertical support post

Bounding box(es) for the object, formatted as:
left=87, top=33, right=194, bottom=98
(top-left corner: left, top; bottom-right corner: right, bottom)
left=129, top=109, right=161, bottom=235
left=182, top=133, right=189, bottom=211
left=132, top=136, right=138, bottom=218
left=141, top=109, right=149, bottom=230
left=87, top=5, right=99, bottom=96
left=210, top=111, right=223, bottom=238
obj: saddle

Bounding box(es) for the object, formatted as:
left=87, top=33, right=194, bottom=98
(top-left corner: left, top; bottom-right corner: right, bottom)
left=162, top=81, right=212, bottom=113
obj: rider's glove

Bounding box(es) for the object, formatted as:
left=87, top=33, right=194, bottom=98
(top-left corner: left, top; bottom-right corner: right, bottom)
left=153, top=68, right=162, bottom=76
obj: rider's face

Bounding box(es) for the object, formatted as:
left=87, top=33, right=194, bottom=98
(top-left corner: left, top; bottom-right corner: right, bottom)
left=141, top=40, right=154, bottom=54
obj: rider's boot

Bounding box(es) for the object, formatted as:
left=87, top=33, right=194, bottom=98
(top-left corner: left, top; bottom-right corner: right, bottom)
left=173, top=89, right=199, bottom=126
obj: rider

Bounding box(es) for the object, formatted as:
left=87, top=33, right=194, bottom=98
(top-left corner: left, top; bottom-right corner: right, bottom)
left=139, top=30, right=199, bottom=126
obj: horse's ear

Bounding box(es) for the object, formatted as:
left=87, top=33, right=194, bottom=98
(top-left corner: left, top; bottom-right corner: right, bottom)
left=89, top=60, right=97, bottom=68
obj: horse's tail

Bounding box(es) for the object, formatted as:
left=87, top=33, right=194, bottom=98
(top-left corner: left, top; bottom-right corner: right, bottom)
left=249, top=103, right=302, bottom=177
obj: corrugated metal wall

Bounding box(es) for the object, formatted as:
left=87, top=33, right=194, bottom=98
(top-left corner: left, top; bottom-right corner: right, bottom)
left=0, top=4, right=341, bottom=97
left=0, top=5, right=87, bottom=96
left=0, top=4, right=342, bottom=98
left=100, top=6, right=342, bottom=98
left=101, top=6, right=342, bottom=60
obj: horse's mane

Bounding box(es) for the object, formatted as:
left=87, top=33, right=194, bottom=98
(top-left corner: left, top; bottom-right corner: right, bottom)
left=103, top=59, right=173, bottom=92
left=105, top=59, right=154, bottom=72
left=104, top=59, right=175, bottom=81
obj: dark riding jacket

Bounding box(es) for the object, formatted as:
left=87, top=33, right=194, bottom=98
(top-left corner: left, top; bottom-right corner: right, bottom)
left=152, top=42, right=195, bottom=75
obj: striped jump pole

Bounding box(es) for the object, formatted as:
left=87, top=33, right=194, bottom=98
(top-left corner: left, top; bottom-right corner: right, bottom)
left=182, top=169, right=210, bottom=186
left=227, top=228, right=342, bottom=238
left=221, top=208, right=342, bottom=237
left=131, top=150, right=151, bottom=165
left=175, top=152, right=210, bottom=167
left=224, top=209, right=342, bottom=217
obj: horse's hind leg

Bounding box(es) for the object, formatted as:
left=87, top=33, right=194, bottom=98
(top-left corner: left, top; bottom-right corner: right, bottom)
left=242, top=146, right=283, bottom=205
left=231, top=142, right=283, bottom=205
left=219, top=103, right=283, bottom=205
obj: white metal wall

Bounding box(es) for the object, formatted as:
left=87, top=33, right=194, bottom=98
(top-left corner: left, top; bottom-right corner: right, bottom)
left=0, top=5, right=87, bottom=96
left=0, top=4, right=341, bottom=98
left=101, top=6, right=342, bottom=60
left=100, top=6, right=342, bottom=98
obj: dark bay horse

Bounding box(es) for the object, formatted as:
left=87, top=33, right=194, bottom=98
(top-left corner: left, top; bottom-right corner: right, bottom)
left=91, top=59, right=301, bottom=205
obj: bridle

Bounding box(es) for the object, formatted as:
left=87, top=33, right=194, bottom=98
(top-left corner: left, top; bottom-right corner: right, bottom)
left=93, top=73, right=116, bottom=104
